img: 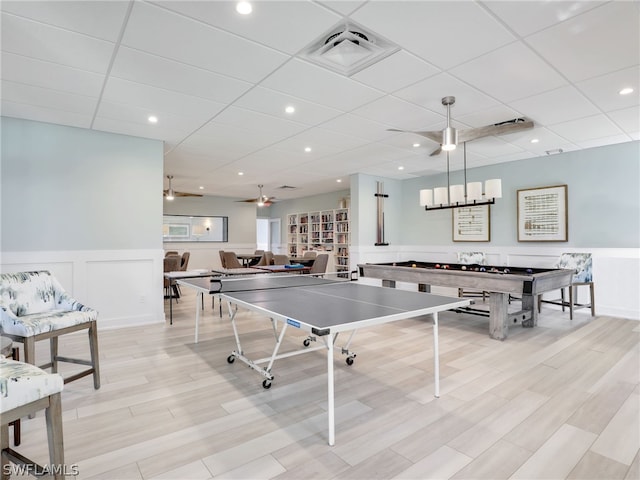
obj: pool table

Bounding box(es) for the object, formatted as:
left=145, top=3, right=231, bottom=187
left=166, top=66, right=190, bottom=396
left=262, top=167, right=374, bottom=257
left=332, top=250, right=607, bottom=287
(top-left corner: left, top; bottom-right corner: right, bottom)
left=358, top=261, right=573, bottom=340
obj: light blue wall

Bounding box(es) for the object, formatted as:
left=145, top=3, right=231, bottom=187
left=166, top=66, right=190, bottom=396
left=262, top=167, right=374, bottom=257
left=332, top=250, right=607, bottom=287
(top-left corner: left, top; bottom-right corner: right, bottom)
left=1, top=117, right=163, bottom=251
left=401, top=141, right=640, bottom=247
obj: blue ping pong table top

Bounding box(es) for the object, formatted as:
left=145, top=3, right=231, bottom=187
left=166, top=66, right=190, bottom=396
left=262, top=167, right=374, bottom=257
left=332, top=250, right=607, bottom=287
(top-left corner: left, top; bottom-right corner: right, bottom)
left=178, top=275, right=468, bottom=333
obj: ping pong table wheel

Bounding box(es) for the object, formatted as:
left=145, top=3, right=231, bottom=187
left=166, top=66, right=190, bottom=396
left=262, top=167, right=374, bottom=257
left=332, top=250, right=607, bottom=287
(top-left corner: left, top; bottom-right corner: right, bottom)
left=303, top=338, right=311, bottom=347
left=262, top=379, right=272, bottom=389
left=227, top=355, right=235, bottom=364
left=346, top=356, right=355, bottom=366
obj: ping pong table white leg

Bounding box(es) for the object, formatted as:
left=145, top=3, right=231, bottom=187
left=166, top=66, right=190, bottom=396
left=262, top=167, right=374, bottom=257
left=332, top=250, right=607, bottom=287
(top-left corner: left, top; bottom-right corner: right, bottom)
left=433, top=312, right=440, bottom=398
left=327, top=332, right=335, bottom=446
left=195, top=291, right=202, bottom=344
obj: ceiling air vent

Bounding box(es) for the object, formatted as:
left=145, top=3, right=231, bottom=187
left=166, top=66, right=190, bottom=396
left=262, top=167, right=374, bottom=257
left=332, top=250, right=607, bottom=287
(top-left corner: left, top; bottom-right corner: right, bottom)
left=277, top=185, right=297, bottom=190
left=302, top=22, right=399, bottom=76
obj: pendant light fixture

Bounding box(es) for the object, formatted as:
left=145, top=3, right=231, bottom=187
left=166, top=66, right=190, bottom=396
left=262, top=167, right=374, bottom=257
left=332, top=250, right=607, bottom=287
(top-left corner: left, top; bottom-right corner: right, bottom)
left=419, top=143, right=502, bottom=211
left=440, top=96, right=457, bottom=152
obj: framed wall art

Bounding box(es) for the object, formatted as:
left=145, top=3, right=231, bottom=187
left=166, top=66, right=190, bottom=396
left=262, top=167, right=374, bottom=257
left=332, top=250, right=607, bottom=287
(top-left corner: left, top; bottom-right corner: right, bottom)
left=517, top=184, right=568, bottom=242
left=453, top=204, right=490, bottom=242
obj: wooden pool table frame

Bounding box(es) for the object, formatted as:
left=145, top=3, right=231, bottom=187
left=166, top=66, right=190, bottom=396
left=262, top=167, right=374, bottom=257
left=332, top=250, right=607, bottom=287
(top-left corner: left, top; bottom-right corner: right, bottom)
left=358, top=261, right=573, bottom=340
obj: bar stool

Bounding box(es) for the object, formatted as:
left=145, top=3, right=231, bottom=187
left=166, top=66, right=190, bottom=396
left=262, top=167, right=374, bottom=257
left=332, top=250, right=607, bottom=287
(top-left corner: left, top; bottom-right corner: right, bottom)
left=1, top=337, right=20, bottom=446
left=1, top=357, right=65, bottom=480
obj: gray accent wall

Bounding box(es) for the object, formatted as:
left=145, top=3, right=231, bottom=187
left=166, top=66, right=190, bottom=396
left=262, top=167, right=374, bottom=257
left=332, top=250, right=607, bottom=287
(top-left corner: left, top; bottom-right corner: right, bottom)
left=1, top=117, right=163, bottom=251
left=401, top=141, right=640, bottom=248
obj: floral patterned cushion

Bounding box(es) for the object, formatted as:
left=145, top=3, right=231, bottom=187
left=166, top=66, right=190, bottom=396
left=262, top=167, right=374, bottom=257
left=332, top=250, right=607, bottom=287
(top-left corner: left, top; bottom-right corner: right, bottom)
left=555, top=253, right=593, bottom=283
left=0, top=271, right=98, bottom=337
left=0, top=356, right=63, bottom=413
left=457, top=252, right=487, bottom=265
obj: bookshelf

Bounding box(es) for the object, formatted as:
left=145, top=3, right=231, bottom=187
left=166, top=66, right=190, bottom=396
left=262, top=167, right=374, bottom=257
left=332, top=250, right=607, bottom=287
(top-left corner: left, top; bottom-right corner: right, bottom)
left=287, top=208, right=350, bottom=274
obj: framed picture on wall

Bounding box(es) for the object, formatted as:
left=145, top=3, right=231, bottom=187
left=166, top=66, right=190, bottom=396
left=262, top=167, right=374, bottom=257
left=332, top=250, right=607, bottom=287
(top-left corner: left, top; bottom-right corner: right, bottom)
left=453, top=204, right=490, bottom=242
left=517, top=184, right=568, bottom=242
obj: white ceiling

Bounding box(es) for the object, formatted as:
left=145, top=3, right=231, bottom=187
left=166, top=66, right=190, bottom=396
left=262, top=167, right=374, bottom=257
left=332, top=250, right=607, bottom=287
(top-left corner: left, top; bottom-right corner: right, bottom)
left=2, top=1, right=638, bottom=202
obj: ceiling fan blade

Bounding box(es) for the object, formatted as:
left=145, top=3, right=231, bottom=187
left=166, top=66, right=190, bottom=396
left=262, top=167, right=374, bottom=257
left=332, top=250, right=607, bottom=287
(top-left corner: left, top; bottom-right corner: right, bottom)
left=387, top=128, right=442, bottom=143
left=458, top=118, right=534, bottom=143
left=163, top=190, right=202, bottom=197
left=429, top=146, right=442, bottom=157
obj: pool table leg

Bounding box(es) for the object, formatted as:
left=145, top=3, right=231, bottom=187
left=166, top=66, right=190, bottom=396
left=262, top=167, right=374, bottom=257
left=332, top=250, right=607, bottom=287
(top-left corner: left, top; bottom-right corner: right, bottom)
left=521, top=294, right=538, bottom=328
left=489, top=292, right=509, bottom=340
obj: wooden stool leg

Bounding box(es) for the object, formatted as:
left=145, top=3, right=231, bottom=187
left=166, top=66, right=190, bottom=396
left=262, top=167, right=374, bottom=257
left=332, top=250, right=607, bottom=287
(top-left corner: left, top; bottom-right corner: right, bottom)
left=590, top=282, right=596, bottom=316
left=569, top=285, right=574, bottom=320
left=9, top=348, right=21, bottom=447
left=50, top=337, right=59, bottom=373
left=45, top=393, right=64, bottom=480
left=89, top=321, right=101, bottom=389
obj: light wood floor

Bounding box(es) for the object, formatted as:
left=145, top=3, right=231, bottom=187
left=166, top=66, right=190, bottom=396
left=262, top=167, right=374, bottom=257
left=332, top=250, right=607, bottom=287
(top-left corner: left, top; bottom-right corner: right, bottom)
left=8, top=287, right=639, bottom=480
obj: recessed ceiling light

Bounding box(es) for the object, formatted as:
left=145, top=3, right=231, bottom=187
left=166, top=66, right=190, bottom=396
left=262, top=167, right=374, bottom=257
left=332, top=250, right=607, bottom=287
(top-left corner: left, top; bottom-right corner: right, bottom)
left=619, top=87, right=634, bottom=95
left=236, top=1, right=252, bottom=14
left=285, top=105, right=295, bottom=114
left=304, top=147, right=312, bottom=152
left=148, top=115, right=158, bottom=124
left=398, top=166, right=404, bottom=170
left=531, top=138, right=539, bottom=143
left=199, top=186, right=204, bottom=190
left=412, top=143, right=420, bottom=148
left=238, top=172, right=244, bottom=176
left=336, top=179, right=342, bottom=183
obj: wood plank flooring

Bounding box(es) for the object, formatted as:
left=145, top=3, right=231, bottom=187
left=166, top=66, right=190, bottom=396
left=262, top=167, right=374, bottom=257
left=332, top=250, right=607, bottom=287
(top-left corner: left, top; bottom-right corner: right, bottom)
left=6, top=288, right=639, bottom=479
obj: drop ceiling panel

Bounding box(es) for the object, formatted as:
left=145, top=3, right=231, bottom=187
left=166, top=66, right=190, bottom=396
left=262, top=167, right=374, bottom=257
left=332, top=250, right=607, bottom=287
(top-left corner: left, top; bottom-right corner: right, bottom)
left=351, top=50, right=439, bottom=93
left=317, top=1, right=367, bottom=16
left=103, top=77, right=226, bottom=120
left=319, top=113, right=399, bottom=142
left=576, top=66, right=640, bottom=113
left=155, top=1, right=342, bottom=55
left=1, top=13, right=114, bottom=74
left=510, top=86, right=600, bottom=126
left=450, top=42, right=568, bottom=103
left=123, top=2, right=289, bottom=82
left=608, top=106, right=640, bottom=136
left=111, top=47, right=253, bottom=104
left=350, top=95, right=442, bottom=131
left=483, top=1, right=606, bottom=37
left=233, top=86, right=344, bottom=126
left=394, top=73, right=501, bottom=117
left=1, top=80, right=97, bottom=116
left=210, top=106, right=308, bottom=138
left=1, top=100, right=92, bottom=129
left=552, top=114, right=625, bottom=143
left=526, top=2, right=640, bottom=83
left=1, top=0, right=130, bottom=41
left=351, top=1, right=515, bottom=70
left=260, top=59, right=384, bottom=111
left=270, top=127, right=370, bottom=155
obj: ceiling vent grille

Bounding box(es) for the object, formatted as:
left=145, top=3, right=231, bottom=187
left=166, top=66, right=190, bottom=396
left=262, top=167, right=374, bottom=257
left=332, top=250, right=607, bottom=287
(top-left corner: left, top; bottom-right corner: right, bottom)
left=302, top=23, right=399, bottom=76
left=277, top=185, right=297, bottom=190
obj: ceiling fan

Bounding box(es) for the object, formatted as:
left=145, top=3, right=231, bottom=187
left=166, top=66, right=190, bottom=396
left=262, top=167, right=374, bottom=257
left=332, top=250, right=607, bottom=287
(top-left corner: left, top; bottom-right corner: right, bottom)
left=237, top=185, right=276, bottom=207
left=389, top=96, right=534, bottom=156
left=163, top=175, right=202, bottom=200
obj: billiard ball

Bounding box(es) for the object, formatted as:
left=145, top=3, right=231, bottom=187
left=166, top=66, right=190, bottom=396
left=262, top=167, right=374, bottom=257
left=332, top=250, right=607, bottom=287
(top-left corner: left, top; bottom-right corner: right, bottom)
left=443, top=265, right=449, bottom=269
left=412, top=264, right=417, bottom=268
left=479, top=267, right=486, bottom=272
left=526, top=268, right=533, bottom=274
left=461, top=265, right=467, bottom=270
left=503, top=268, right=510, bottom=274
left=435, top=264, right=440, bottom=268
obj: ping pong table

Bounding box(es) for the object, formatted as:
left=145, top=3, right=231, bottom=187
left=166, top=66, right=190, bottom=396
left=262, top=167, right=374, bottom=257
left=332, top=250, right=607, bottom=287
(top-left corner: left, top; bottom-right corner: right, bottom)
left=177, top=274, right=470, bottom=445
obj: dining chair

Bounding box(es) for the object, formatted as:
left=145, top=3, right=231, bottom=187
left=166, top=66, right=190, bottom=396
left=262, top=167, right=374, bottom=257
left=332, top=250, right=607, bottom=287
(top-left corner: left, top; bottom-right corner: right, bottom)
left=272, top=254, right=290, bottom=265
left=256, top=251, right=273, bottom=266
left=303, top=251, right=317, bottom=259
left=309, top=254, right=329, bottom=276
left=218, top=250, right=226, bottom=268
left=539, top=253, right=595, bottom=319
left=165, top=251, right=179, bottom=257
left=223, top=252, right=243, bottom=269
left=164, top=256, right=181, bottom=300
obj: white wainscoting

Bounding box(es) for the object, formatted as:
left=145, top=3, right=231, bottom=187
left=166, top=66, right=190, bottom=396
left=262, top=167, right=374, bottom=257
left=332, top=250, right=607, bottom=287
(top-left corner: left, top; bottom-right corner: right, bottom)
left=1, top=249, right=165, bottom=329
left=352, top=245, right=640, bottom=321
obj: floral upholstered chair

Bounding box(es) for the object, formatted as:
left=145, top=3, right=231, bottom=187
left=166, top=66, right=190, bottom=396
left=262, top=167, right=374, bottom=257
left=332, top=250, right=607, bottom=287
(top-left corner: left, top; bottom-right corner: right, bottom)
left=539, top=253, right=595, bottom=319
left=0, top=271, right=100, bottom=389
left=456, top=252, right=488, bottom=300
left=1, top=357, right=65, bottom=479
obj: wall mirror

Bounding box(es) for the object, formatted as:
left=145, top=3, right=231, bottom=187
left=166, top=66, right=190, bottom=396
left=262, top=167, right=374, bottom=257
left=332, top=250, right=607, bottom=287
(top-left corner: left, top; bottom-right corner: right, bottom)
left=163, top=215, right=228, bottom=242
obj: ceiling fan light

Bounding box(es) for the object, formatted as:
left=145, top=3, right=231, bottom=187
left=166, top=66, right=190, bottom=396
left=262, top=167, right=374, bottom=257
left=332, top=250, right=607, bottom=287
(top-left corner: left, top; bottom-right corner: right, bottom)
left=442, top=126, right=457, bottom=151
left=165, top=189, right=175, bottom=201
